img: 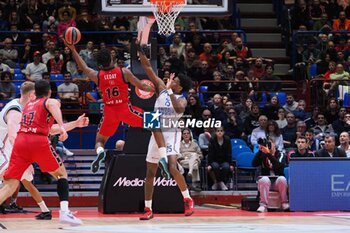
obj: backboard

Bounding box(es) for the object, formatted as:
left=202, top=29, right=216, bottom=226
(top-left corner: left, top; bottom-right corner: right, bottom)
left=100, top=0, right=232, bottom=16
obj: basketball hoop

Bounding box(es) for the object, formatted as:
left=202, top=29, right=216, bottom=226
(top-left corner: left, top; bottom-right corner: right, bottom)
left=149, top=0, right=186, bottom=36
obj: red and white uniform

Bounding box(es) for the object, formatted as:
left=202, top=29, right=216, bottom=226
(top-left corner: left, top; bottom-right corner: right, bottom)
left=4, top=98, right=62, bottom=181
left=0, top=99, right=34, bottom=181
left=98, top=67, right=143, bottom=136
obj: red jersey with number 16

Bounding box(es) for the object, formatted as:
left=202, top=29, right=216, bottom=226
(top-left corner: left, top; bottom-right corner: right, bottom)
left=99, top=67, right=128, bottom=105
left=19, top=98, right=54, bottom=136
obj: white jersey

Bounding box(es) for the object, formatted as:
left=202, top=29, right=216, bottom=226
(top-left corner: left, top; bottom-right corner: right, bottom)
left=0, top=99, right=33, bottom=181
left=146, top=89, right=186, bottom=163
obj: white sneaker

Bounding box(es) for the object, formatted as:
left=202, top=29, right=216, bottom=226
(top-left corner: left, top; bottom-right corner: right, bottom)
left=59, top=211, right=83, bottom=226
left=211, top=182, right=218, bottom=190
left=218, top=181, right=228, bottom=191
left=282, top=203, right=290, bottom=211
left=257, top=205, right=267, bottom=213
left=64, top=148, right=74, bottom=156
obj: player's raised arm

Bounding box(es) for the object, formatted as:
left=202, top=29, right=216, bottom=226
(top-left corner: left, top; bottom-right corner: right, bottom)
left=45, top=98, right=68, bottom=141
left=6, top=109, right=22, bottom=145
left=64, top=41, right=98, bottom=84
left=50, top=113, right=89, bottom=135
left=123, top=68, right=155, bottom=93
left=136, top=40, right=166, bottom=91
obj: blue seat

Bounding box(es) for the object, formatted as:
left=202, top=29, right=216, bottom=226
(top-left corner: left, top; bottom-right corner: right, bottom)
left=199, top=85, right=208, bottom=106
left=343, top=93, right=350, bottom=107
left=50, top=74, right=64, bottom=81
left=284, top=167, right=289, bottom=183
left=236, top=152, right=256, bottom=169
left=89, top=91, right=99, bottom=100
left=257, top=92, right=267, bottom=108
left=231, top=138, right=247, bottom=147
left=13, top=73, right=24, bottom=80
left=14, top=68, right=22, bottom=74
left=231, top=145, right=252, bottom=161
left=271, top=92, right=287, bottom=105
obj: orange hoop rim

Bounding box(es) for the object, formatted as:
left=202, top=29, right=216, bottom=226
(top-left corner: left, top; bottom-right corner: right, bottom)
left=150, top=0, right=186, bottom=12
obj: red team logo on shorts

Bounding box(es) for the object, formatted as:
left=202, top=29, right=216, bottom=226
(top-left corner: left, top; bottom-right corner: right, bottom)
left=135, top=80, right=155, bottom=99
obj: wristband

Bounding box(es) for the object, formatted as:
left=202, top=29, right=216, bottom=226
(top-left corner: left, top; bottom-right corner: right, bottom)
left=167, top=89, right=173, bottom=95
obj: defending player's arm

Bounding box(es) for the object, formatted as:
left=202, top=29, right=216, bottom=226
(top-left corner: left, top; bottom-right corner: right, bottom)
left=64, top=41, right=98, bottom=84
left=167, top=74, right=187, bottom=114
left=50, top=113, right=89, bottom=135
left=45, top=98, right=68, bottom=141
left=6, top=109, right=22, bottom=145
left=136, top=41, right=166, bottom=91
left=123, top=68, right=155, bottom=92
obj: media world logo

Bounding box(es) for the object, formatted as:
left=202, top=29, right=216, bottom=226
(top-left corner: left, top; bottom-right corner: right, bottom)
left=143, top=110, right=222, bottom=129
left=113, top=177, right=177, bottom=187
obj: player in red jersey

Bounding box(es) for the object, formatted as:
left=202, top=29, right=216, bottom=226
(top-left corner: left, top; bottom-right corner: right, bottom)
left=65, top=41, right=169, bottom=176
left=0, top=80, right=88, bottom=226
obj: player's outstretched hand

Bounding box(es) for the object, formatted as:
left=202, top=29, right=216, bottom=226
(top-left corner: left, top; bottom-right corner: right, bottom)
left=76, top=113, right=89, bottom=128
left=63, top=39, right=75, bottom=51
left=59, top=126, right=68, bottom=142
left=166, top=73, right=175, bottom=90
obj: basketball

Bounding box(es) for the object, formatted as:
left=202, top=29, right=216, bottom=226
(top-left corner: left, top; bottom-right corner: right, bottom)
left=64, top=27, right=81, bottom=45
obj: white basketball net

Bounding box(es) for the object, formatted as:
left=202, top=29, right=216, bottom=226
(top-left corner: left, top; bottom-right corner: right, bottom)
left=150, top=1, right=185, bottom=36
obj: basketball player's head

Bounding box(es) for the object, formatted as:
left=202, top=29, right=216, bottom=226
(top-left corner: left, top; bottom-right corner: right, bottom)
left=96, top=48, right=112, bottom=69
left=35, top=79, right=51, bottom=98
left=20, top=81, right=35, bottom=102
left=172, top=73, right=192, bottom=94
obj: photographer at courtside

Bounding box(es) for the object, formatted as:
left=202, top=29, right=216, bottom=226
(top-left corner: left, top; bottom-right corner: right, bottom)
left=252, top=138, right=289, bottom=213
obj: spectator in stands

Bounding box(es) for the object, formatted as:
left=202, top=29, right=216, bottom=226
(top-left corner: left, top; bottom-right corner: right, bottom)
left=324, top=97, right=340, bottom=123
left=288, top=136, right=315, bottom=158
left=0, top=37, right=17, bottom=68
left=43, top=15, right=58, bottom=32
left=157, top=46, right=169, bottom=69
left=306, top=129, right=321, bottom=152
left=329, top=63, right=350, bottom=97
left=281, top=112, right=297, bottom=149
left=335, top=36, right=348, bottom=53
left=57, top=10, right=76, bottom=37
left=170, top=33, right=186, bottom=58
left=58, top=0, right=76, bottom=22
left=244, top=103, right=260, bottom=136
left=223, top=107, right=243, bottom=139
left=19, top=0, right=40, bottom=30
left=24, top=51, right=48, bottom=81
left=316, top=34, right=330, bottom=53
left=292, top=99, right=311, bottom=121
left=76, top=11, right=94, bottom=43
left=193, top=60, right=212, bottom=84
left=312, top=113, right=335, bottom=139
left=339, top=131, right=350, bottom=157
left=0, top=52, right=12, bottom=73
left=258, top=65, right=281, bottom=96
left=223, top=64, right=235, bottom=80
left=47, top=48, right=64, bottom=74
left=158, top=60, right=172, bottom=80
left=250, top=57, right=266, bottom=80
left=229, top=70, right=252, bottom=102
left=207, top=71, right=227, bottom=98
left=316, top=135, right=347, bottom=157
left=310, top=0, right=324, bottom=23
left=291, top=0, right=311, bottom=30
left=302, top=40, right=321, bottom=67
left=333, top=109, right=350, bottom=136
left=199, top=43, right=222, bottom=70
left=42, top=41, right=63, bottom=64
left=296, top=120, right=307, bottom=138
left=219, top=52, right=234, bottom=75
left=0, top=71, right=15, bottom=100
left=266, top=120, right=284, bottom=152
left=198, top=127, right=213, bottom=155
left=167, top=47, right=185, bottom=74
left=0, top=9, right=8, bottom=31
left=209, top=94, right=226, bottom=124
left=18, top=38, right=34, bottom=66
left=183, top=48, right=197, bottom=74
left=332, top=11, right=350, bottom=31
left=57, top=72, right=80, bottom=121
left=305, top=106, right=321, bottom=129
left=326, top=40, right=338, bottom=62
left=283, top=94, right=298, bottom=112
left=276, top=108, right=287, bottom=129
left=185, top=95, right=203, bottom=121
left=262, top=95, right=280, bottom=120
left=207, top=127, right=233, bottom=191
left=232, top=37, right=252, bottom=61
left=178, top=128, right=203, bottom=191
left=79, top=41, right=94, bottom=66
left=250, top=115, right=268, bottom=146
left=95, top=15, right=112, bottom=32
left=252, top=140, right=289, bottom=213
left=42, top=72, right=57, bottom=99
left=237, top=97, right=253, bottom=123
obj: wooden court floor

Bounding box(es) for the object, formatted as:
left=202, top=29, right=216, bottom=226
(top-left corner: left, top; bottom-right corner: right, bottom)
left=1, top=208, right=350, bottom=233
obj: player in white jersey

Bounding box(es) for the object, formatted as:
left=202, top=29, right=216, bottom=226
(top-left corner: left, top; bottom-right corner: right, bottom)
left=137, top=42, right=194, bottom=220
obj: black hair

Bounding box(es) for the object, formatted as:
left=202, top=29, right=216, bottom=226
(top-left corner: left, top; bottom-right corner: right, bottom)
left=96, top=48, right=111, bottom=68
left=35, top=79, right=50, bottom=98
left=177, top=73, right=192, bottom=92
left=1, top=71, right=12, bottom=81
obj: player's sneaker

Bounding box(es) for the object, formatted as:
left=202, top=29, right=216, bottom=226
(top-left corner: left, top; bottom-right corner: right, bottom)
left=91, top=151, right=106, bottom=173
left=59, top=211, right=83, bottom=226
left=184, top=198, right=194, bottom=216
left=139, top=207, right=154, bottom=220
left=0, top=204, right=6, bottom=214
left=7, top=203, right=23, bottom=213
left=158, top=157, right=171, bottom=180
left=35, top=211, right=52, bottom=220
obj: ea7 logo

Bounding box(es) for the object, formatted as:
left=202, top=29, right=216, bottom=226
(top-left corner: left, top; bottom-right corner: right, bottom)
left=331, top=174, right=350, bottom=191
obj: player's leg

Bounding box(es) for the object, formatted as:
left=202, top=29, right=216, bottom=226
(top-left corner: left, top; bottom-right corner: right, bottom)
left=92, top=105, right=118, bottom=173
left=168, top=154, right=194, bottom=216
left=22, top=179, right=52, bottom=220
left=0, top=179, right=20, bottom=204
left=6, top=185, right=23, bottom=212
left=140, top=162, right=158, bottom=220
